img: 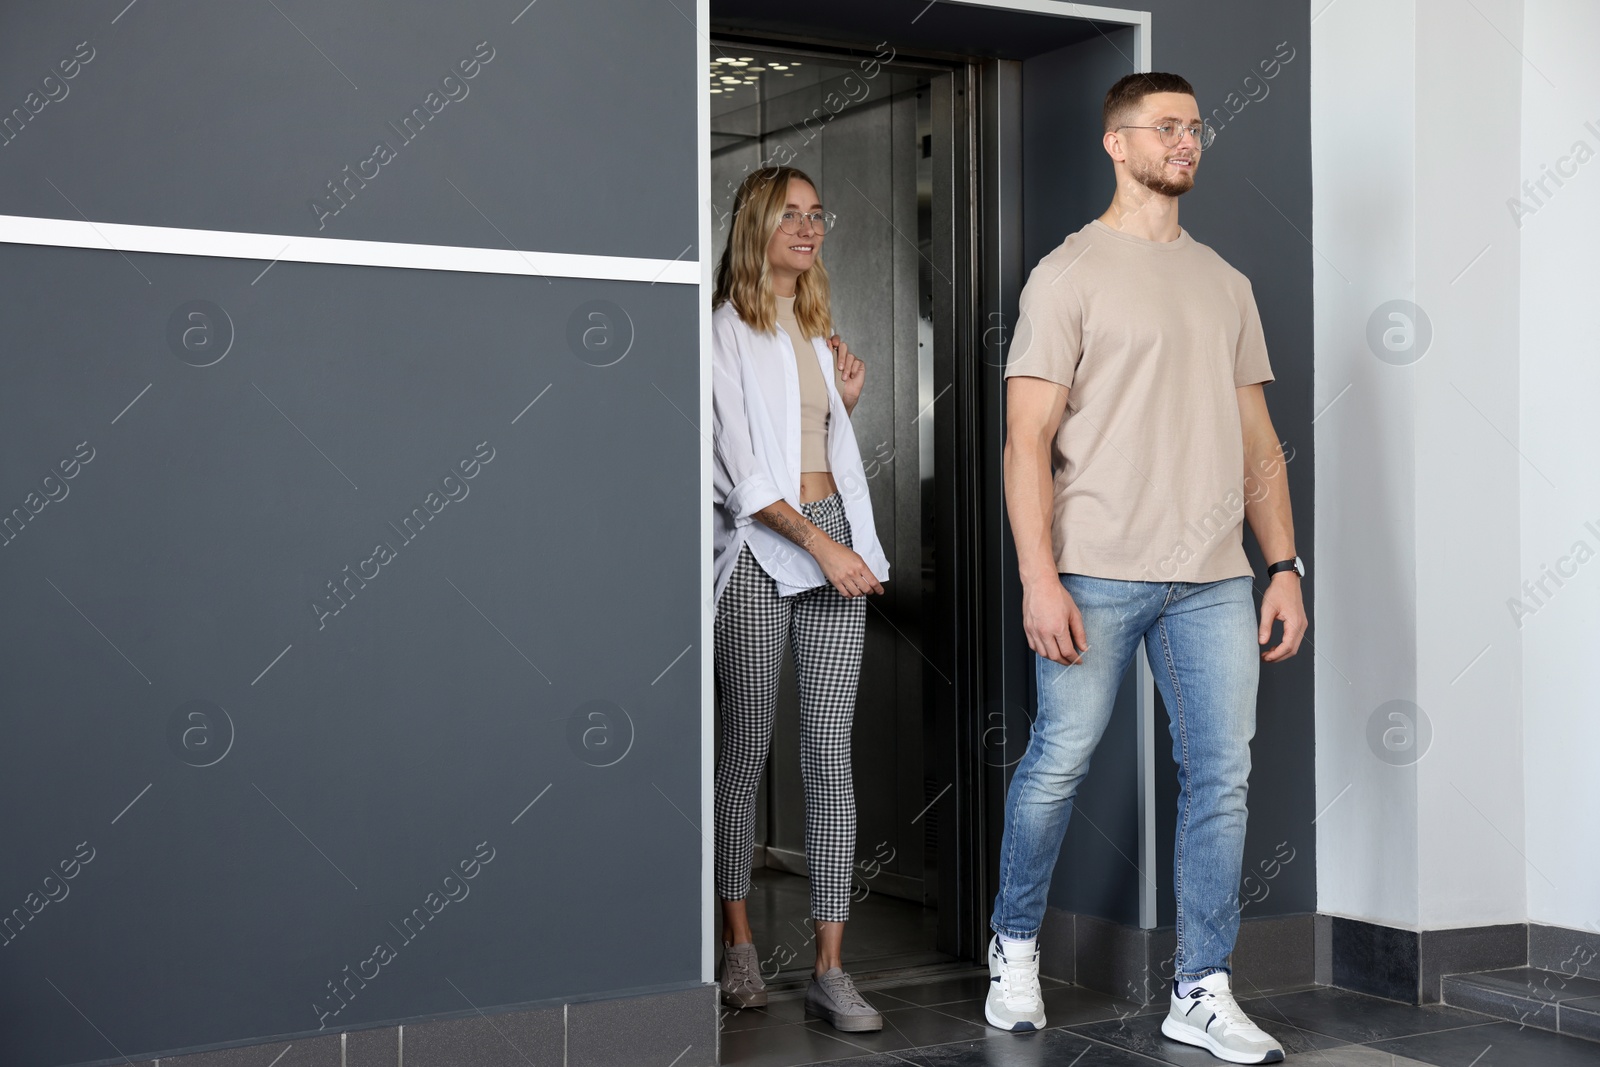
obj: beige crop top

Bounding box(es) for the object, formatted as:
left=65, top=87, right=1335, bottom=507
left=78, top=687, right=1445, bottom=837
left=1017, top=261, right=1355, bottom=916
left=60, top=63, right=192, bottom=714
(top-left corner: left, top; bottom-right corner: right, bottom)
left=776, top=294, right=831, bottom=473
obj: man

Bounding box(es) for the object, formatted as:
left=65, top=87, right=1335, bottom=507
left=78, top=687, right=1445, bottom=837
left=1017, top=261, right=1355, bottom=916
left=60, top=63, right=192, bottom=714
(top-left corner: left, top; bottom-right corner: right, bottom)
left=985, top=72, right=1306, bottom=1066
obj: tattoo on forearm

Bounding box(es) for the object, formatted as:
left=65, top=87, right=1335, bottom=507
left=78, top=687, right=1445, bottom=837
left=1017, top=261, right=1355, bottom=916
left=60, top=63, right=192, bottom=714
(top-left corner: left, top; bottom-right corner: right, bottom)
left=760, top=509, right=819, bottom=551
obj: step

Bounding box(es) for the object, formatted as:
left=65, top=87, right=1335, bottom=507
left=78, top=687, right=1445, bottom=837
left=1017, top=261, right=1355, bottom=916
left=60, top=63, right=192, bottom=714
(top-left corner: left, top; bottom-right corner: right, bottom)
left=1441, top=966, right=1600, bottom=1042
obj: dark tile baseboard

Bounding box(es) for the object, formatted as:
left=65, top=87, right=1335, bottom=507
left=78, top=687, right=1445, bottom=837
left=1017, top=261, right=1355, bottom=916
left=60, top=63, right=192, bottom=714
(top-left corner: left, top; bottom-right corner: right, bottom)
left=1531, top=921, right=1600, bottom=980
left=1041, top=910, right=1600, bottom=1009
left=1419, top=922, right=1528, bottom=1002
left=102, top=984, right=716, bottom=1067
left=1329, top=914, right=1421, bottom=1002
left=1324, top=915, right=1585, bottom=1004
left=1037, top=907, right=1315, bottom=1004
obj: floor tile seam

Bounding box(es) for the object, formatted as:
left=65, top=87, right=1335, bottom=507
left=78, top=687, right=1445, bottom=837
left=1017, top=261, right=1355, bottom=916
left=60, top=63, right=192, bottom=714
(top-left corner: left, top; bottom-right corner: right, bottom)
left=809, top=1004, right=995, bottom=1057
left=871, top=990, right=982, bottom=1010
left=836, top=1026, right=1202, bottom=1067
left=901, top=997, right=993, bottom=1027
left=1233, top=986, right=1505, bottom=1045
left=1065, top=1010, right=1363, bottom=1057
left=920, top=994, right=1147, bottom=1033
left=788, top=1018, right=968, bottom=1067
left=1214, top=999, right=1371, bottom=1046
left=877, top=985, right=1133, bottom=1013
left=861, top=970, right=989, bottom=992
left=1350, top=1017, right=1515, bottom=1047
left=1069, top=1026, right=1211, bottom=1067
left=1205, top=1001, right=1489, bottom=1050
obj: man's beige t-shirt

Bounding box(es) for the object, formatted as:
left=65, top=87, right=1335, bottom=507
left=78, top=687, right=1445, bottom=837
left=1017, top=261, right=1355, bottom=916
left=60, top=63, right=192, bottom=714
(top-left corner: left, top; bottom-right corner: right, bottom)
left=1003, top=219, right=1275, bottom=583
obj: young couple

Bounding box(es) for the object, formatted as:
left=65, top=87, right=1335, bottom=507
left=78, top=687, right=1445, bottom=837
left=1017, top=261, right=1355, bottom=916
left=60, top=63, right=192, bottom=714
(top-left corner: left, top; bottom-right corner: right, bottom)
left=710, top=72, right=1306, bottom=1064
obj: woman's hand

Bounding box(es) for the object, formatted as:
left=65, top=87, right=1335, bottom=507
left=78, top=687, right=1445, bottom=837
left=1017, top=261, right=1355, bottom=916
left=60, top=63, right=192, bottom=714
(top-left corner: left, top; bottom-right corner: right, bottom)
left=829, top=335, right=866, bottom=414
left=753, top=501, right=883, bottom=598
left=811, top=538, right=884, bottom=598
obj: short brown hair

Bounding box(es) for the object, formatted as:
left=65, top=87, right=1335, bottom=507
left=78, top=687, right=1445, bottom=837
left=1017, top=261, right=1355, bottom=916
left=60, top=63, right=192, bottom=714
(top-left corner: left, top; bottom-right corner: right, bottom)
left=1103, top=72, right=1196, bottom=132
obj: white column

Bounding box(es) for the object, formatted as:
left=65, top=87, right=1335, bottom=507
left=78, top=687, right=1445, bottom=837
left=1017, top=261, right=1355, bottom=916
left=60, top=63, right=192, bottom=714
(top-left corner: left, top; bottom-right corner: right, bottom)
left=1516, top=0, right=1600, bottom=934
left=1312, top=0, right=1529, bottom=930
left=1311, top=0, right=1422, bottom=928
left=1413, top=0, right=1525, bottom=928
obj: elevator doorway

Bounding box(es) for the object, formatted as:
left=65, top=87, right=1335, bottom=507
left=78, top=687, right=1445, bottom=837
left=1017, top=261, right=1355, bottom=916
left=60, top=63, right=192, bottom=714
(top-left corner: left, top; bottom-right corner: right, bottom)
left=706, top=3, right=1155, bottom=1003
left=709, top=40, right=976, bottom=983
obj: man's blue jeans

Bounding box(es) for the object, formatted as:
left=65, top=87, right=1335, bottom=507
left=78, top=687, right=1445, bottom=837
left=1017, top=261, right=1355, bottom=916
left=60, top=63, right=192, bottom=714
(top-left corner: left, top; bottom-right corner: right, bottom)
left=990, top=573, right=1260, bottom=983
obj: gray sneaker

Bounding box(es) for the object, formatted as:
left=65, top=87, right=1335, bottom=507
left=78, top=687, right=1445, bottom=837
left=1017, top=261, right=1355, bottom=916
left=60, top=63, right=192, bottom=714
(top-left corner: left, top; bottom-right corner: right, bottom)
left=1160, top=972, right=1284, bottom=1064
left=805, top=967, right=884, bottom=1032
left=719, top=941, right=767, bottom=1009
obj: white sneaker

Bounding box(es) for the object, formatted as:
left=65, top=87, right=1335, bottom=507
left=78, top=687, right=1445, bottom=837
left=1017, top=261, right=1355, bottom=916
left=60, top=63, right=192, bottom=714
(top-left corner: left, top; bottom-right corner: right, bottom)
left=1160, top=972, right=1285, bottom=1064
left=984, top=935, right=1046, bottom=1031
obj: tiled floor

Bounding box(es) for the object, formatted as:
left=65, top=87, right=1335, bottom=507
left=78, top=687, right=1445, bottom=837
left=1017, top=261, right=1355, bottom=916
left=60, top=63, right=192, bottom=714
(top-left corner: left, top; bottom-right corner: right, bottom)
left=718, top=968, right=1600, bottom=1066
left=724, top=868, right=948, bottom=980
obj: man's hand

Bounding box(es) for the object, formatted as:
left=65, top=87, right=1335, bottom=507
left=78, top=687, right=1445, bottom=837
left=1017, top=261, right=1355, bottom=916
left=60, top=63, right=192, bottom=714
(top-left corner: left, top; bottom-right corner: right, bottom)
left=1258, top=573, right=1306, bottom=662
left=1022, top=578, right=1089, bottom=665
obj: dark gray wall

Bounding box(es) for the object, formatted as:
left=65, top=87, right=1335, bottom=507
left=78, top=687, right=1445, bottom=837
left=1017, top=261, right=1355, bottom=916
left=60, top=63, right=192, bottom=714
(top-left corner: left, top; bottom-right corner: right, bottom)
left=0, top=0, right=697, bottom=260
left=0, top=3, right=703, bottom=1065
left=1142, top=1, right=1317, bottom=929
left=1020, top=26, right=1148, bottom=929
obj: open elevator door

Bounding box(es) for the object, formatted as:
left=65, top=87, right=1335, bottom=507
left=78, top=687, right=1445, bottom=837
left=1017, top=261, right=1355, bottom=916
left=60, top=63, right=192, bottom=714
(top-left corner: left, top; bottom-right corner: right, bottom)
left=707, top=39, right=972, bottom=978
left=977, top=20, right=1161, bottom=963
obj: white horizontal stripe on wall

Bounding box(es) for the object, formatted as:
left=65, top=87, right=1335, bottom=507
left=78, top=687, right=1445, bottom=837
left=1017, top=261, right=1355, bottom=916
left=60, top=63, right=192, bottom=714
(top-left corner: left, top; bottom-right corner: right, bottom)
left=0, top=214, right=700, bottom=285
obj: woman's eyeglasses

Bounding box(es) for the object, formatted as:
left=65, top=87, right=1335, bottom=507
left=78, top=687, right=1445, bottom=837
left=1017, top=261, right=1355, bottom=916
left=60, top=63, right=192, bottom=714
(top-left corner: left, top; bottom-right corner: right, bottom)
left=778, top=210, right=837, bottom=235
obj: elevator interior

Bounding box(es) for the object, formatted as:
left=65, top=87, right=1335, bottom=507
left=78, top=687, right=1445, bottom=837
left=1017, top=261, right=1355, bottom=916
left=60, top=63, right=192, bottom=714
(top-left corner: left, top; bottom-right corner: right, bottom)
left=709, top=41, right=962, bottom=983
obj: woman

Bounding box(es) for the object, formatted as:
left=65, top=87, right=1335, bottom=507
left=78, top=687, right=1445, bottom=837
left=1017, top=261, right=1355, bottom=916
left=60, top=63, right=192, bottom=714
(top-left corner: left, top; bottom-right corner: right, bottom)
left=710, top=165, right=891, bottom=1033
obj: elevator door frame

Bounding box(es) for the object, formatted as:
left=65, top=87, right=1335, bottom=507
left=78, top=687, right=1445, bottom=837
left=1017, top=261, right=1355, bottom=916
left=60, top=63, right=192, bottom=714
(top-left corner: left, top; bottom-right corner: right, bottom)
left=697, top=1, right=1157, bottom=982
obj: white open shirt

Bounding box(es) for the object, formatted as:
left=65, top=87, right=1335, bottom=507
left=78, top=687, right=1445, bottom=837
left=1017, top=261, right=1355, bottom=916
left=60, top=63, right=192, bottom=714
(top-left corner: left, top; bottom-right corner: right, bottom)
left=710, top=300, right=891, bottom=603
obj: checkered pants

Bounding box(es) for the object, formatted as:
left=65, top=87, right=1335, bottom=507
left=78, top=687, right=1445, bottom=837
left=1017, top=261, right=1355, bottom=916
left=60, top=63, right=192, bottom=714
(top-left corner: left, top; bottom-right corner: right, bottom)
left=713, top=492, right=867, bottom=923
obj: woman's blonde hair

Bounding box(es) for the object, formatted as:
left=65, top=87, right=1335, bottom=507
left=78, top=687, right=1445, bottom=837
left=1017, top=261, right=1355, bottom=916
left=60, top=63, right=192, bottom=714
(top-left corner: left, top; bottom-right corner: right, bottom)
left=713, top=166, right=833, bottom=339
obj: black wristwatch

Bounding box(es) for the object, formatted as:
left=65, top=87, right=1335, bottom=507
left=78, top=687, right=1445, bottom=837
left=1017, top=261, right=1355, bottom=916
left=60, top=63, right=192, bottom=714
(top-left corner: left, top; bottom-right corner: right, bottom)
left=1267, top=556, right=1305, bottom=579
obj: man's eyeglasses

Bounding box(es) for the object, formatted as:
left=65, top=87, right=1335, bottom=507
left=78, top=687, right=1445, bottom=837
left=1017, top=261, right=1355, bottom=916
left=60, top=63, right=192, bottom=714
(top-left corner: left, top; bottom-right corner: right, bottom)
left=1115, top=122, right=1216, bottom=151
left=778, top=210, right=836, bottom=235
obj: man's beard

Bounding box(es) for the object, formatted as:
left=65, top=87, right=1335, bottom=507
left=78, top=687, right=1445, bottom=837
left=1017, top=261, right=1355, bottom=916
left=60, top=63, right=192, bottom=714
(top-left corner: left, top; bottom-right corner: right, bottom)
left=1133, top=156, right=1195, bottom=197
